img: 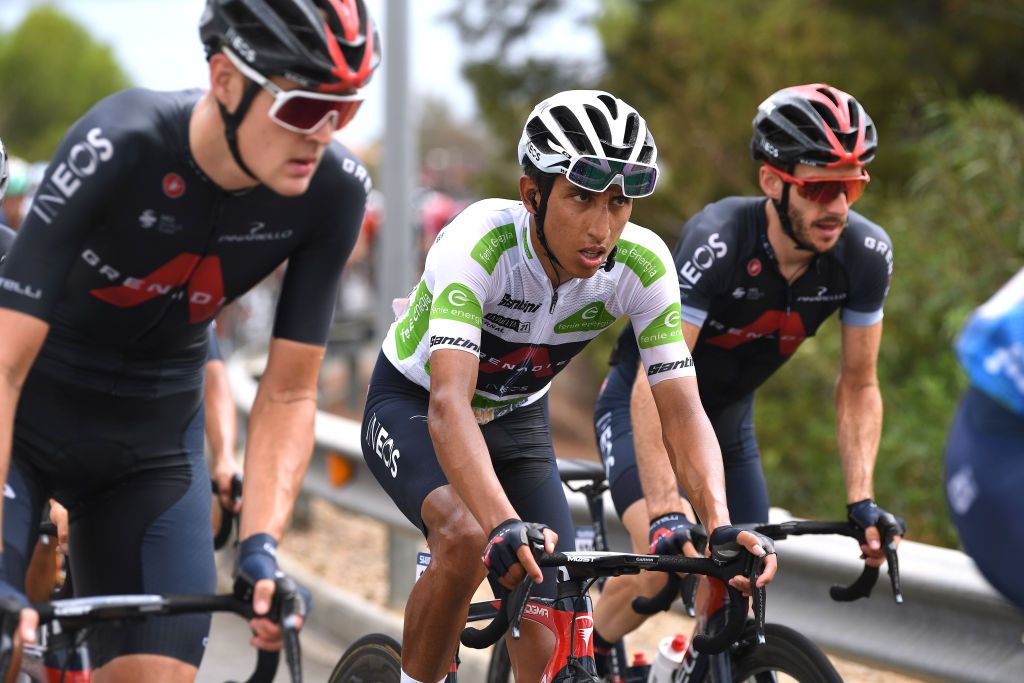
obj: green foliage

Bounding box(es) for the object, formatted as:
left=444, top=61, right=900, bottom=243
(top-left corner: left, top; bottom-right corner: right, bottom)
left=449, top=0, right=1024, bottom=547
left=0, top=6, right=132, bottom=161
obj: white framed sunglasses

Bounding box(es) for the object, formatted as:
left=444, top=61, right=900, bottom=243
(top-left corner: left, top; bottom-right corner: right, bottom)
left=564, top=155, right=659, bottom=198
left=223, top=47, right=364, bottom=134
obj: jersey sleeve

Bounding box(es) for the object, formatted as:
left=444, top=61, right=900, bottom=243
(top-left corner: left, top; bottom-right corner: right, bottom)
left=423, top=214, right=508, bottom=359
left=619, top=232, right=696, bottom=386
left=0, top=91, right=138, bottom=322
left=271, top=148, right=367, bottom=345
left=840, top=215, right=894, bottom=327
left=673, top=202, right=738, bottom=328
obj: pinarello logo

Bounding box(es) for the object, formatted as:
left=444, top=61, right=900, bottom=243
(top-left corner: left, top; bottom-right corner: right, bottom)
left=163, top=173, right=186, bottom=199
left=747, top=258, right=762, bottom=276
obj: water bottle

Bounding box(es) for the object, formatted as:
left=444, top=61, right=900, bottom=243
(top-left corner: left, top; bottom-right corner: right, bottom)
left=647, top=634, right=688, bottom=683
left=623, top=651, right=651, bottom=683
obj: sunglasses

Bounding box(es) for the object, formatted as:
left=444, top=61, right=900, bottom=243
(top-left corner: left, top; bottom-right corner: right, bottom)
left=565, top=155, right=659, bottom=198
left=223, top=48, right=363, bottom=134
left=765, top=164, right=870, bottom=205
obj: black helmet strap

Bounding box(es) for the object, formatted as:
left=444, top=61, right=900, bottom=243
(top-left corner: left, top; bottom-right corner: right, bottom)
left=771, top=183, right=814, bottom=252
left=530, top=173, right=564, bottom=273
left=217, top=80, right=262, bottom=182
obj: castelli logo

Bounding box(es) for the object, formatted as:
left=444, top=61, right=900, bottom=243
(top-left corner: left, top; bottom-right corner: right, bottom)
left=747, top=258, right=762, bottom=276
left=163, top=173, right=185, bottom=199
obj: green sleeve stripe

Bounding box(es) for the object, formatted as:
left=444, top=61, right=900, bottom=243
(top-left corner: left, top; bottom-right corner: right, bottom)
left=395, top=280, right=433, bottom=360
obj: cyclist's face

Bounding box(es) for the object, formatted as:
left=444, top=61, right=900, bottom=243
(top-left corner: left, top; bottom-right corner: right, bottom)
left=528, top=175, right=633, bottom=279
left=236, top=75, right=340, bottom=197
left=775, top=164, right=860, bottom=254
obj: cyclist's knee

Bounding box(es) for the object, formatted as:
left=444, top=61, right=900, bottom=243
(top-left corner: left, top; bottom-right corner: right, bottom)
left=426, top=511, right=487, bottom=579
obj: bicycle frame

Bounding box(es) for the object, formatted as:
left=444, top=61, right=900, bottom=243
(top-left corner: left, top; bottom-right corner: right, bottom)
left=467, top=578, right=598, bottom=682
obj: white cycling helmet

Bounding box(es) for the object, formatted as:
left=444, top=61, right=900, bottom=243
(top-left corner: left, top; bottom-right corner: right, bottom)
left=517, top=89, right=658, bottom=197
left=0, top=137, right=8, bottom=202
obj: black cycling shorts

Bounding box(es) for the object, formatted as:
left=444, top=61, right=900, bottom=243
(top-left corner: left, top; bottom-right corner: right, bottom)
left=5, top=369, right=216, bottom=668
left=361, top=352, right=574, bottom=596
left=593, top=364, right=769, bottom=525
left=945, top=386, right=1024, bottom=611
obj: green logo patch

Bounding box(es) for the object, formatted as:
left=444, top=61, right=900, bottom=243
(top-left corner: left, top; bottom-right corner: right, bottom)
left=555, top=302, right=617, bottom=334
left=471, top=223, right=517, bottom=274
left=430, top=282, right=482, bottom=327
left=638, top=302, right=683, bottom=348
left=617, top=239, right=667, bottom=287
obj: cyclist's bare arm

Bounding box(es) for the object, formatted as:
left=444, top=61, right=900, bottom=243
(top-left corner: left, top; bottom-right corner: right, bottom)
left=427, top=349, right=553, bottom=584
left=631, top=320, right=701, bottom=520
left=206, top=356, right=241, bottom=512
left=837, top=321, right=898, bottom=562
left=0, top=309, right=48, bottom=645
left=239, top=336, right=321, bottom=638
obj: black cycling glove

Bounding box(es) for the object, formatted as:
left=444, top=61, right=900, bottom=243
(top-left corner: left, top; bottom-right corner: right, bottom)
left=648, top=512, right=698, bottom=555
left=847, top=499, right=906, bottom=540
left=708, top=526, right=775, bottom=564
left=481, top=519, right=548, bottom=582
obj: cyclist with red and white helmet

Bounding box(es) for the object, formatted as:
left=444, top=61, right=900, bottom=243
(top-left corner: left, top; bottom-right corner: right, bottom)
left=589, top=84, right=904, bottom=661
left=0, top=1, right=379, bottom=679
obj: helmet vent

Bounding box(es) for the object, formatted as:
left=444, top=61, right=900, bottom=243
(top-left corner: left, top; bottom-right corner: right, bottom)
left=597, top=94, right=619, bottom=118
left=550, top=105, right=597, bottom=156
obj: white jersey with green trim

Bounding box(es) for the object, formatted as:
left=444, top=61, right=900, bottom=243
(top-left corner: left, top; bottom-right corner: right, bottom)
left=382, top=198, right=694, bottom=424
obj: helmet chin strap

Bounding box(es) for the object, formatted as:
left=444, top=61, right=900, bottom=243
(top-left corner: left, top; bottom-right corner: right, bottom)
left=529, top=175, right=569, bottom=282
left=216, top=80, right=262, bottom=182
left=771, top=183, right=815, bottom=252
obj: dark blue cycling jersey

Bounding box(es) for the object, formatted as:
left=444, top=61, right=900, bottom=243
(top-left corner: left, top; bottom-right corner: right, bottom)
left=610, top=196, right=893, bottom=409
left=0, top=224, right=13, bottom=263
left=0, top=88, right=369, bottom=396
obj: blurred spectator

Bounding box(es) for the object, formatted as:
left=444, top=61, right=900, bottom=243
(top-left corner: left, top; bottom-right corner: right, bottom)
left=417, top=190, right=467, bottom=261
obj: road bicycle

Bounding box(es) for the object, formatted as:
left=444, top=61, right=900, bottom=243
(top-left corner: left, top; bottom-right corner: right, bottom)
left=488, top=460, right=905, bottom=682
left=1, top=578, right=306, bottom=683
left=329, top=503, right=771, bottom=683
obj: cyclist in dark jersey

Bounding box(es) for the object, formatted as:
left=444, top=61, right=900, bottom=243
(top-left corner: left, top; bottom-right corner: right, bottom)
left=590, top=84, right=904, bottom=653
left=362, top=90, right=776, bottom=683
left=0, top=1, right=379, bottom=679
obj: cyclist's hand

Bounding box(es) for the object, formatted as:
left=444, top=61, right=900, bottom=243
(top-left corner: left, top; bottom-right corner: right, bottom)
left=481, top=519, right=555, bottom=591
left=48, top=500, right=69, bottom=556
left=648, top=512, right=699, bottom=557
left=708, top=526, right=777, bottom=595
left=847, top=499, right=905, bottom=568
left=212, top=465, right=243, bottom=514
left=234, top=533, right=304, bottom=650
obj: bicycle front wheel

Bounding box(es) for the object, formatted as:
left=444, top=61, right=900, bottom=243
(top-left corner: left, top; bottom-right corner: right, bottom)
left=329, top=633, right=403, bottom=683
left=731, top=622, right=842, bottom=683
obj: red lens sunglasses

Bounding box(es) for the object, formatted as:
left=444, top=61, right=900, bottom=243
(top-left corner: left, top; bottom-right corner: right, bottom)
left=764, top=164, right=870, bottom=205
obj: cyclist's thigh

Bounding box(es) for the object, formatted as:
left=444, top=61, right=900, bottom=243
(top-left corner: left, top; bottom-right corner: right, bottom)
left=709, top=393, right=769, bottom=525
left=486, top=397, right=574, bottom=597
left=594, top=366, right=645, bottom=520
left=2, top=457, right=46, bottom=591
left=20, top=375, right=216, bottom=668
left=945, top=387, right=1024, bottom=610
left=361, top=352, right=447, bottom=534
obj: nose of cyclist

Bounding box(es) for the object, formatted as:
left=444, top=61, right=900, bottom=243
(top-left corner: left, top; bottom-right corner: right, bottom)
left=307, top=112, right=338, bottom=145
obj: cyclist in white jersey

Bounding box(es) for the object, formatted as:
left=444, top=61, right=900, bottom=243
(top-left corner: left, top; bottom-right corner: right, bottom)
left=360, top=90, right=777, bottom=683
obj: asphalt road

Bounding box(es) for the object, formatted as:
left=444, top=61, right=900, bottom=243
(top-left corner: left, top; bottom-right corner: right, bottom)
left=197, top=612, right=345, bottom=683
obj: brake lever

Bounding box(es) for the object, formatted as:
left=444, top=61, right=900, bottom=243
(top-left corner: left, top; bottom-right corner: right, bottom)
left=509, top=577, right=534, bottom=641
left=884, top=534, right=903, bottom=604
left=680, top=574, right=698, bottom=617
left=749, top=554, right=767, bottom=646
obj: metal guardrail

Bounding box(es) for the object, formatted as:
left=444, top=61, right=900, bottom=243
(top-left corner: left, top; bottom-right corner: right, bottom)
left=228, top=356, right=1024, bottom=683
